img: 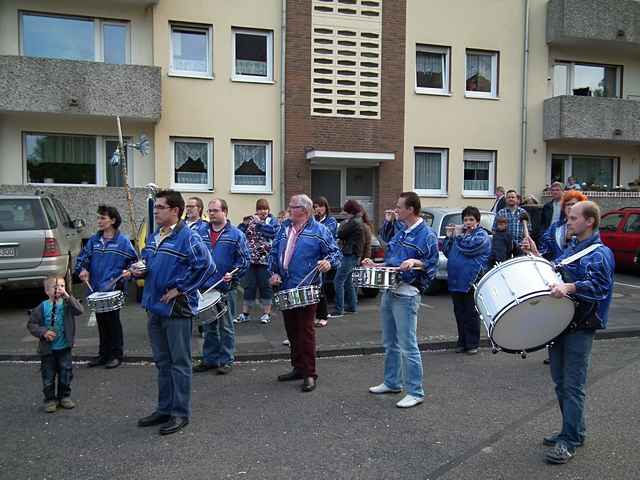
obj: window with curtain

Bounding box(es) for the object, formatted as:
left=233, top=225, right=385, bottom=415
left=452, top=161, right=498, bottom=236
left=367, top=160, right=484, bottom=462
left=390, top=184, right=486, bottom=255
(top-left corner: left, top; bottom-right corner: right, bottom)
left=172, top=139, right=212, bottom=190
left=416, top=45, right=449, bottom=94
left=25, top=133, right=97, bottom=184
left=463, top=150, right=495, bottom=195
left=232, top=141, right=271, bottom=192
left=414, top=149, right=447, bottom=195
left=466, top=50, right=498, bottom=97
left=233, top=29, right=273, bottom=81
left=571, top=155, right=614, bottom=189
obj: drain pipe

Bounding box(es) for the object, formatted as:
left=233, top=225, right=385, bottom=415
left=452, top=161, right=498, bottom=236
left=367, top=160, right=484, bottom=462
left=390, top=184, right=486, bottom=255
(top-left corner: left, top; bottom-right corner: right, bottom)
left=279, top=0, right=287, bottom=211
left=520, top=0, right=530, bottom=195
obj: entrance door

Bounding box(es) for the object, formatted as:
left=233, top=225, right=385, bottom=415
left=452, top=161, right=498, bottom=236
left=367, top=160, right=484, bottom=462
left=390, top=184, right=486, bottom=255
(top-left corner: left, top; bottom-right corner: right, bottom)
left=311, top=167, right=376, bottom=220
left=311, top=169, right=341, bottom=213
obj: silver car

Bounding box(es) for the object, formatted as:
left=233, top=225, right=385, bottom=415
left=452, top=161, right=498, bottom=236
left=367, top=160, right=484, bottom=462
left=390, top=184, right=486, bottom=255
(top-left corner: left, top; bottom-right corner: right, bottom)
left=0, top=194, right=85, bottom=290
left=420, top=207, right=495, bottom=292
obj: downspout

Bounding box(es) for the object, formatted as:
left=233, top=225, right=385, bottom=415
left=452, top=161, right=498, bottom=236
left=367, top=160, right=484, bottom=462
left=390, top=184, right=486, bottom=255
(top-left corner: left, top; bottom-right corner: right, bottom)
left=520, top=0, right=530, bottom=195
left=279, top=0, right=287, bottom=211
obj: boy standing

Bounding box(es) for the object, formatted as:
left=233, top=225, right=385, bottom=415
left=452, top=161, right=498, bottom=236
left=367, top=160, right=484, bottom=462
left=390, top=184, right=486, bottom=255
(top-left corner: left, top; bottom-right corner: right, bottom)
left=488, top=216, right=520, bottom=268
left=27, top=276, right=84, bottom=413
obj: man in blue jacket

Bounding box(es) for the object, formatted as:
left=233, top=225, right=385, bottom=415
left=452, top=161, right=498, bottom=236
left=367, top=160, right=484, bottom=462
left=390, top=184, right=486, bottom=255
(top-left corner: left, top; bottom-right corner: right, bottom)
left=131, top=190, right=215, bottom=436
left=75, top=205, right=137, bottom=369
left=269, top=194, right=341, bottom=392
left=525, top=200, right=614, bottom=464
left=364, top=192, right=438, bottom=409
left=193, top=198, right=250, bottom=375
left=185, top=196, right=211, bottom=249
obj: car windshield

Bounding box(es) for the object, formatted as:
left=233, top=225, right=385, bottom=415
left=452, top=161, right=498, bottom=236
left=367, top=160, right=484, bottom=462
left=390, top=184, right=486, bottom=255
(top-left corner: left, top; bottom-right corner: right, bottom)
left=0, top=199, right=47, bottom=232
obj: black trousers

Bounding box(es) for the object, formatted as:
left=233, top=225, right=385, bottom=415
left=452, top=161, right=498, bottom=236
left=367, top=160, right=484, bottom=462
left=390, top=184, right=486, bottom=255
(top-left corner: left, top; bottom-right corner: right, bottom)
left=96, top=310, right=124, bottom=360
left=451, top=291, right=481, bottom=350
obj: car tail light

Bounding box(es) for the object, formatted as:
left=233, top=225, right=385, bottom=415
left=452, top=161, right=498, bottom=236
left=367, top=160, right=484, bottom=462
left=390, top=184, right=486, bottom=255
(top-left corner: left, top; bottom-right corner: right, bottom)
left=43, top=237, right=61, bottom=257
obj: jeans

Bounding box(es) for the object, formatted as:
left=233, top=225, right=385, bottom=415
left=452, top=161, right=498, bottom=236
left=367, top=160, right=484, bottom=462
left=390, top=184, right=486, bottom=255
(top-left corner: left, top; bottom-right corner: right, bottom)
left=41, top=347, right=73, bottom=401
left=283, top=304, right=318, bottom=378
left=333, top=254, right=359, bottom=314
left=549, top=329, right=595, bottom=450
left=202, top=292, right=236, bottom=366
left=380, top=291, right=424, bottom=398
left=242, top=264, right=273, bottom=305
left=147, top=313, right=193, bottom=418
left=96, top=310, right=124, bottom=361
left=451, top=291, right=480, bottom=349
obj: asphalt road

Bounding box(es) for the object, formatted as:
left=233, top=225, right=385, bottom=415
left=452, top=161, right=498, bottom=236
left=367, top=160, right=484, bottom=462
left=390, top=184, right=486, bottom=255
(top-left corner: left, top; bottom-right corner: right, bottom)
left=2, top=337, right=639, bottom=480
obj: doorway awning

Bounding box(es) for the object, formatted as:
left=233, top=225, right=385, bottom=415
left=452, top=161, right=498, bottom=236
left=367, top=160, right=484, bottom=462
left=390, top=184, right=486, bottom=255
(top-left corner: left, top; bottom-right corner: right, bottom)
left=305, top=150, right=395, bottom=167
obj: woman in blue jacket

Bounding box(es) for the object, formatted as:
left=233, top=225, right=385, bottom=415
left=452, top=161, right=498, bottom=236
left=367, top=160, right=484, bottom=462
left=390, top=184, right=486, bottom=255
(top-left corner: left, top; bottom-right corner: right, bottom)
left=443, top=206, right=491, bottom=355
left=75, top=205, right=137, bottom=369
left=313, top=196, right=337, bottom=327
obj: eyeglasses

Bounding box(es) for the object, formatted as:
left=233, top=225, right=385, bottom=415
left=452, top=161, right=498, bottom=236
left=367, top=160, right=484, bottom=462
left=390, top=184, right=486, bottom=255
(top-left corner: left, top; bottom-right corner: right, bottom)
left=153, top=205, right=172, bottom=210
left=185, top=205, right=198, bottom=209
left=288, top=205, right=304, bottom=210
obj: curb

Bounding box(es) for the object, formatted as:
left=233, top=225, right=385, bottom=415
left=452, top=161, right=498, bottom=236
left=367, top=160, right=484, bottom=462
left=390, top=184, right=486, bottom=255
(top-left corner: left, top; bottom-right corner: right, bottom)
left=3, top=327, right=640, bottom=363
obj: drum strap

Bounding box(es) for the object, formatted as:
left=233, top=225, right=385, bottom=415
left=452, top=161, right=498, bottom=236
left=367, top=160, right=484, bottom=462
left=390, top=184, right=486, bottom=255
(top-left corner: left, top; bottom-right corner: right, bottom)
left=556, top=243, right=602, bottom=269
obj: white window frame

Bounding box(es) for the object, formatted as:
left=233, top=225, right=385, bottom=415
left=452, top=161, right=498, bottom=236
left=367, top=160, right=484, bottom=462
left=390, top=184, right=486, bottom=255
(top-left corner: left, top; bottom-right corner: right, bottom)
left=169, top=22, right=213, bottom=79
left=552, top=61, right=622, bottom=98
left=231, top=28, right=274, bottom=83
left=230, top=140, right=273, bottom=193
left=465, top=50, right=499, bottom=99
left=413, top=148, right=448, bottom=197
left=462, top=150, right=496, bottom=197
left=170, top=137, right=214, bottom=192
left=415, top=45, right=450, bottom=96
left=19, top=11, right=130, bottom=63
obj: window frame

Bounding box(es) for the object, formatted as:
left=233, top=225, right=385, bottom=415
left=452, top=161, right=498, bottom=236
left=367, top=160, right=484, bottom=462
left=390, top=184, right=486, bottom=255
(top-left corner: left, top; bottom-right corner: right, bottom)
left=548, top=153, right=620, bottom=190
left=413, top=147, right=448, bottom=197
left=415, top=44, right=451, bottom=96
left=104, top=137, right=134, bottom=187
left=552, top=61, right=623, bottom=98
left=464, top=49, right=499, bottom=99
left=462, top=149, right=496, bottom=197
left=170, top=137, right=214, bottom=192
left=230, top=140, right=273, bottom=194
left=169, top=22, right=214, bottom=79
left=231, top=28, right=274, bottom=83
left=19, top=11, right=130, bottom=63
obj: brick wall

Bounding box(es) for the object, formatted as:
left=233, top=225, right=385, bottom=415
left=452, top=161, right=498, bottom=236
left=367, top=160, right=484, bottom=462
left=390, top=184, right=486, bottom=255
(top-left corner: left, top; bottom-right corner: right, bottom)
left=284, top=0, right=406, bottom=222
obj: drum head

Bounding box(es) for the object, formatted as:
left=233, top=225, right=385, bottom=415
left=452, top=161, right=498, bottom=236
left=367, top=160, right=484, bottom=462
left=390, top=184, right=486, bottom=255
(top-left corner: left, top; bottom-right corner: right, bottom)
left=198, top=290, right=222, bottom=312
left=88, top=291, right=121, bottom=300
left=491, top=293, right=575, bottom=352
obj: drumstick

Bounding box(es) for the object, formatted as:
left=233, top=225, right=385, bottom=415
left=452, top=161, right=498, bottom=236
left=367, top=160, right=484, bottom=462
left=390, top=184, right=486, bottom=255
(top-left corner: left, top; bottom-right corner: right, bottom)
left=83, top=279, right=93, bottom=293
left=202, top=268, right=240, bottom=295
left=295, top=256, right=331, bottom=288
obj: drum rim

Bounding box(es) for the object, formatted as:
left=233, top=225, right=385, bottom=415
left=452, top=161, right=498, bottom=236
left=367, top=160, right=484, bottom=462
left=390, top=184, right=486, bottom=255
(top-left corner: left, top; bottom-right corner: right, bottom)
left=276, top=285, right=320, bottom=296
left=474, top=256, right=555, bottom=292
left=88, top=290, right=123, bottom=299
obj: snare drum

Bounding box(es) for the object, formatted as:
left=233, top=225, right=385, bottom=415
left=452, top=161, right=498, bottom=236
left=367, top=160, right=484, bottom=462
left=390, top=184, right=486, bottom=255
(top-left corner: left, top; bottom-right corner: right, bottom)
left=197, top=290, right=228, bottom=324
left=273, top=285, right=321, bottom=310
left=474, top=256, right=575, bottom=354
left=352, top=267, right=401, bottom=290
left=87, top=291, right=125, bottom=313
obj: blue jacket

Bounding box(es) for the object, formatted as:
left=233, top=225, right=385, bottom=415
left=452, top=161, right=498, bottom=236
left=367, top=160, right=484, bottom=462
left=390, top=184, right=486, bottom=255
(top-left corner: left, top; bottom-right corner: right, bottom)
left=555, top=232, right=615, bottom=329
left=188, top=218, right=211, bottom=249
left=318, top=215, right=338, bottom=239
left=443, top=227, right=491, bottom=293
left=74, top=230, right=138, bottom=291
left=378, top=219, right=406, bottom=244
left=268, top=218, right=342, bottom=290
left=385, top=219, right=438, bottom=291
left=539, top=219, right=569, bottom=261
left=203, top=221, right=250, bottom=293
left=141, top=221, right=215, bottom=318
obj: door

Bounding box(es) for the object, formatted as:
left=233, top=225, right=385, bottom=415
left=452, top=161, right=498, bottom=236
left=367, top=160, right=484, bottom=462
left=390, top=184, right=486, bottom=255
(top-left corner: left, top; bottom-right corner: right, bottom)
left=346, top=167, right=375, bottom=220
left=311, top=169, right=342, bottom=213
left=599, top=213, right=626, bottom=265
left=311, top=167, right=376, bottom=220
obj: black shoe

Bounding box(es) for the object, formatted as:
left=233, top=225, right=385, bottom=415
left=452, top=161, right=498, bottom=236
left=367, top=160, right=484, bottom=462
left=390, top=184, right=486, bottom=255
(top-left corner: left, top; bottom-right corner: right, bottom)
left=277, top=370, right=304, bottom=382
left=137, top=412, right=171, bottom=427
left=454, top=346, right=465, bottom=353
left=543, top=358, right=551, bottom=365
left=217, top=364, right=233, bottom=375
left=105, top=358, right=121, bottom=369
left=192, top=361, right=218, bottom=373
left=87, top=357, right=107, bottom=368
left=159, top=416, right=189, bottom=436
left=302, top=377, right=316, bottom=392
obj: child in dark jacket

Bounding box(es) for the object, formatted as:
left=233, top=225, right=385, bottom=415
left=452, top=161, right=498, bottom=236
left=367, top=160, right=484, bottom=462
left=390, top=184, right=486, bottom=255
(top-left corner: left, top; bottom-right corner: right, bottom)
left=489, top=216, right=521, bottom=268
left=27, top=276, right=84, bottom=413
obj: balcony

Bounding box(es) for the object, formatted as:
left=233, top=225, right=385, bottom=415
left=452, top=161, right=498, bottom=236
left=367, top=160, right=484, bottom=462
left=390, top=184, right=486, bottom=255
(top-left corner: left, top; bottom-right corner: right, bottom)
left=546, top=0, right=640, bottom=50
left=0, top=55, right=161, bottom=122
left=543, top=95, right=640, bottom=144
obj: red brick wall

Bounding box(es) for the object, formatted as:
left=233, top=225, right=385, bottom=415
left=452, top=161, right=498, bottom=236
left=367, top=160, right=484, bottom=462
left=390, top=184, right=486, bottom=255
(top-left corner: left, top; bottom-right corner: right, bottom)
left=284, top=0, right=406, bottom=223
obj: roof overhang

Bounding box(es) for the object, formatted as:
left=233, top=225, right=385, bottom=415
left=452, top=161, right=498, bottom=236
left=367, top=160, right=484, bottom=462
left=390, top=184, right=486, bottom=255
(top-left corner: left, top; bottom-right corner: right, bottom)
left=305, top=150, right=395, bottom=167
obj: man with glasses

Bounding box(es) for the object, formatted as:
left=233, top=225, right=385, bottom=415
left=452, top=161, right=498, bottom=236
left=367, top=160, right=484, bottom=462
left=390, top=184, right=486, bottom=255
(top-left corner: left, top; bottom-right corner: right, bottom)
left=185, top=197, right=211, bottom=248
left=193, top=198, right=250, bottom=376
left=269, top=194, right=341, bottom=392
left=129, top=189, right=215, bottom=436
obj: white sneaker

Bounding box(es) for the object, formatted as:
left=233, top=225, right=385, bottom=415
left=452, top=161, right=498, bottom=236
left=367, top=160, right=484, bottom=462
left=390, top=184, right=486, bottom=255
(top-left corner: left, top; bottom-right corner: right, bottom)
left=260, top=313, right=271, bottom=324
left=235, top=313, right=249, bottom=323
left=396, top=394, right=424, bottom=408
left=282, top=339, right=290, bottom=346
left=368, top=383, right=402, bottom=394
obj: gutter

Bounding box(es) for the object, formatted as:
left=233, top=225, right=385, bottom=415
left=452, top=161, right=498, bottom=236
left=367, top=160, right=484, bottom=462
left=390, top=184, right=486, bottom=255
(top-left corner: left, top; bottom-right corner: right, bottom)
left=279, top=0, right=287, bottom=210
left=520, top=0, right=530, bottom=194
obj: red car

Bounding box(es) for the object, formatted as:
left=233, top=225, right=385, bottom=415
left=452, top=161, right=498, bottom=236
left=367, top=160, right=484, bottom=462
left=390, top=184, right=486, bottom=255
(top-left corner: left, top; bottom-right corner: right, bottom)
left=599, top=207, right=640, bottom=270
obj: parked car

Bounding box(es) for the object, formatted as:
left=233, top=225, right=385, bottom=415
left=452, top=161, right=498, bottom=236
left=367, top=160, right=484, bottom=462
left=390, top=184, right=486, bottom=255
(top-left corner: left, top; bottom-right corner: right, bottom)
left=0, top=194, right=85, bottom=291
left=599, top=207, right=640, bottom=271
left=420, top=207, right=496, bottom=293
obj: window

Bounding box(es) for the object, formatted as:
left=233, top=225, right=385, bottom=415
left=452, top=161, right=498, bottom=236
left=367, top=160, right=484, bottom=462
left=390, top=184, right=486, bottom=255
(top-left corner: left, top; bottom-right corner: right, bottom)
left=170, top=23, right=213, bottom=78
left=232, top=28, right=273, bottom=82
left=465, top=50, right=499, bottom=98
left=25, top=133, right=97, bottom=185
left=231, top=141, right=272, bottom=193
left=414, top=148, right=448, bottom=196
left=624, top=214, right=640, bottom=233
left=463, top=150, right=495, bottom=196
left=550, top=154, right=619, bottom=190
left=105, top=138, right=132, bottom=187
left=416, top=45, right=450, bottom=95
left=0, top=199, right=47, bottom=232
left=600, top=214, right=624, bottom=232
left=20, top=12, right=129, bottom=63
left=171, top=138, right=213, bottom=191
left=553, top=62, right=621, bottom=98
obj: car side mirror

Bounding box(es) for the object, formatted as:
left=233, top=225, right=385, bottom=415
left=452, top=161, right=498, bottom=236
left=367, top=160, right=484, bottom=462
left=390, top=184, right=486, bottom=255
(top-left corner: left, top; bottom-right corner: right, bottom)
left=72, top=218, right=86, bottom=230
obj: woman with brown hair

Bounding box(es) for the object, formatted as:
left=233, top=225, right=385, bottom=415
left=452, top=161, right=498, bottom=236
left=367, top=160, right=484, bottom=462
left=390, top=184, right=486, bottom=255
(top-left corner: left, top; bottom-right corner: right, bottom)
left=313, top=196, right=337, bottom=327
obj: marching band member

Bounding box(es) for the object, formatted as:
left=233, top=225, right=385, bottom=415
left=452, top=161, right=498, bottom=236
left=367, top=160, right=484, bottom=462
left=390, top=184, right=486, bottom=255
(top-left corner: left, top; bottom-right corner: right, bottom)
left=364, top=192, right=438, bottom=408
left=193, top=198, right=250, bottom=375
left=313, top=196, right=337, bottom=327
left=75, top=205, right=137, bottom=369
left=132, top=190, right=215, bottom=436
left=524, top=201, right=614, bottom=464
left=443, top=206, right=491, bottom=355
left=268, top=194, right=341, bottom=392
left=538, top=190, right=588, bottom=261
left=185, top=196, right=211, bottom=248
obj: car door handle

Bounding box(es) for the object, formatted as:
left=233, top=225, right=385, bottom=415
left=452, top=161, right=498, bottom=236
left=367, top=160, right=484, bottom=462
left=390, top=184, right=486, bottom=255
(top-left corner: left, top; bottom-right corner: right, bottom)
left=0, top=242, right=19, bottom=247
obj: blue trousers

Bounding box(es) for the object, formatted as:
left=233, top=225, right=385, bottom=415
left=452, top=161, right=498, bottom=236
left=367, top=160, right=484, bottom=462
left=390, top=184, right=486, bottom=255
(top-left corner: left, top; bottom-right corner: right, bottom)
left=41, top=347, right=73, bottom=401
left=202, top=292, right=236, bottom=366
left=333, top=254, right=359, bottom=313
